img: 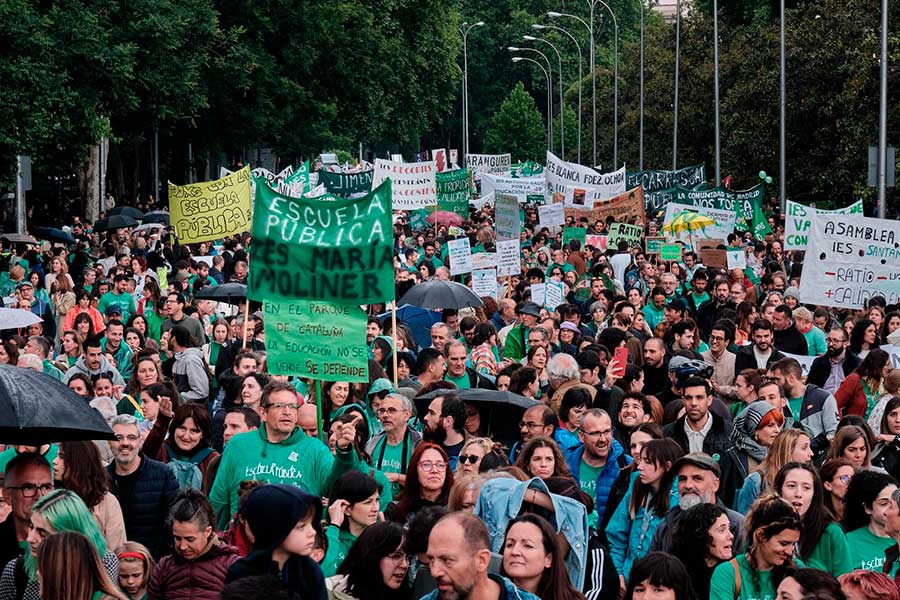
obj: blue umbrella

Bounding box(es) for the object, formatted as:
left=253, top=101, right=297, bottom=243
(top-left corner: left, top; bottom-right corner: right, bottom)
left=376, top=304, right=443, bottom=350
left=34, top=227, right=75, bottom=245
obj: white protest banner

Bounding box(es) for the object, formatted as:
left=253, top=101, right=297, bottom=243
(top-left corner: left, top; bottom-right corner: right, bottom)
left=480, top=173, right=546, bottom=201
left=530, top=283, right=545, bottom=307
left=880, top=344, right=900, bottom=369
left=781, top=352, right=817, bottom=377
left=663, top=202, right=736, bottom=249
left=545, top=281, right=564, bottom=308
left=448, top=238, right=473, bottom=275
left=495, top=194, right=520, bottom=241
left=538, top=203, right=565, bottom=227
left=449, top=149, right=459, bottom=168
left=372, top=159, right=437, bottom=210
left=390, top=154, right=404, bottom=162
left=472, top=269, right=498, bottom=299
left=471, top=252, right=497, bottom=271
left=784, top=200, right=864, bottom=251
left=466, top=153, right=511, bottom=179
left=727, top=250, right=747, bottom=270
left=496, top=239, right=521, bottom=277
left=545, top=151, right=626, bottom=204
left=799, top=213, right=900, bottom=309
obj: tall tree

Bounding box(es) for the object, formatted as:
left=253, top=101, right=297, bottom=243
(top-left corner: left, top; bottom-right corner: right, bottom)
left=484, top=82, right=547, bottom=161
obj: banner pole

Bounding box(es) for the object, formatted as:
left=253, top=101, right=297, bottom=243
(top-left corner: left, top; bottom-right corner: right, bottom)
left=315, top=379, right=324, bottom=441
left=391, top=300, right=399, bottom=388
left=241, top=299, right=251, bottom=350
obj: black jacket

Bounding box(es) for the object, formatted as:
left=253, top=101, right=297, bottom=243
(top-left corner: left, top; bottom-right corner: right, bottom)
left=717, top=446, right=752, bottom=509
left=0, top=514, right=21, bottom=569
left=663, top=412, right=734, bottom=458
left=461, top=366, right=497, bottom=390
left=697, top=298, right=736, bottom=338
left=226, top=553, right=327, bottom=600
left=107, top=453, right=179, bottom=558
left=773, top=324, right=808, bottom=356
left=733, top=345, right=786, bottom=376
left=808, top=352, right=861, bottom=390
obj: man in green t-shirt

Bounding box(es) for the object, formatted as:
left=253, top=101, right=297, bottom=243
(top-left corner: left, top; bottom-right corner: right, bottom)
left=365, top=394, right=422, bottom=496
left=443, top=341, right=495, bottom=390
left=845, top=470, right=897, bottom=572
left=96, top=273, right=137, bottom=324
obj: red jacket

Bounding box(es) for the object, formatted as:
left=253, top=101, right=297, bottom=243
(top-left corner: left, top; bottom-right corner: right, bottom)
left=149, top=542, right=240, bottom=600
left=834, top=373, right=870, bottom=417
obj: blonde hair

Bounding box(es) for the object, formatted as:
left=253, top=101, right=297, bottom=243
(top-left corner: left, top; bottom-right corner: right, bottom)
left=792, top=307, right=813, bottom=324
left=448, top=474, right=485, bottom=511
left=755, top=429, right=810, bottom=491
left=115, top=541, right=155, bottom=591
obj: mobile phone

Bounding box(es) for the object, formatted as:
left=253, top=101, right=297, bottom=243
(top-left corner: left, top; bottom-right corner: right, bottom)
left=613, top=347, right=629, bottom=370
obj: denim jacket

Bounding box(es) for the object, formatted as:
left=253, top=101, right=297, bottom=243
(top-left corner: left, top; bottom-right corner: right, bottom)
left=419, top=574, right=540, bottom=600
left=474, top=477, right=588, bottom=590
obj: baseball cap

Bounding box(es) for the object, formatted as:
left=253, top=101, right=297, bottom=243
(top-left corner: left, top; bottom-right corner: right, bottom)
left=15, top=281, right=33, bottom=290
left=105, top=305, right=123, bottom=317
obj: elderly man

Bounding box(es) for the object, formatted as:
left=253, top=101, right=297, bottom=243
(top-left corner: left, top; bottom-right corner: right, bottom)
left=491, top=298, right=517, bottom=333
left=501, top=301, right=542, bottom=361
left=547, top=353, right=597, bottom=412
left=365, top=393, right=421, bottom=494
left=430, top=323, right=451, bottom=353
left=444, top=341, right=495, bottom=390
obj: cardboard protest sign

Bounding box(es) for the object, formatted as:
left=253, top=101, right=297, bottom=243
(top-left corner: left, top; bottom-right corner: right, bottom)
left=496, top=239, right=521, bottom=277
left=466, top=154, right=511, bottom=179
left=545, top=151, right=626, bottom=204
left=432, top=148, right=448, bottom=172
left=700, top=249, right=727, bottom=269
left=318, top=169, right=374, bottom=196
left=538, top=203, right=565, bottom=227
left=448, top=238, right=473, bottom=275
left=627, top=164, right=706, bottom=215
left=608, top=223, right=643, bottom=249
left=799, top=213, right=900, bottom=309
left=480, top=173, right=545, bottom=201
left=249, top=179, right=394, bottom=304
left=436, top=169, right=470, bottom=218
left=784, top=200, right=864, bottom=251
left=264, top=300, right=368, bottom=382
left=727, top=250, right=747, bottom=270
left=660, top=244, right=683, bottom=261
left=563, top=186, right=647, bottom=226
left=472, top=269, right=498, bottom=299
left=562, top=227, right=587, bottom=247
left=495, top=194, right=520, bottom=241
left=645, top=236, right=665, bottom=255
left=471, top=252, right=497, bottom=271
left=168, top=166, right=252, bottom=244
left=530, top=281, right=564, bottom=309
left=372, top=159, right=436, bottom=210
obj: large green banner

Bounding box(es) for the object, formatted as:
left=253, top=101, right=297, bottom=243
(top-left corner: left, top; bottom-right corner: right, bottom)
left=436, top=168, right=470, bottom=218
left=672, top=185, right=765, bottom=230
left=249, top=179, right=395, bottom=303
left=627, top=165, right=706, bottom=215
left=318, top=169, right=374, bottom=196
left=264, top=300, right=369, bottom=382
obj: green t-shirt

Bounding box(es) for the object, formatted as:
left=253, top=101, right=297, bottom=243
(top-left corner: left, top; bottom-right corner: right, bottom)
left=710, top=554, right=780, bottom=600
left=0, top=445, right=59, bottom=478
left=788, top=396, right=804, bottom=420
left=803, top=325, right=828, bottom=356
left=445, top=372, right=472, bottom=390
left=579, top=460, right=603, bottom=529
left=97, top=290, right=137, bottom=323
left=376, top=439, right=406, bottom=496
left=846, top=526, right=895, bottom=572
left=805, top=521, right=853, bottom=576
left=642, top=303, right=665, bottom=332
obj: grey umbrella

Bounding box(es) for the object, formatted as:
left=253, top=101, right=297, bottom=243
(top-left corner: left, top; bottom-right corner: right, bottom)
left=397, top=280, right=484, bottom=309
left=0, top=308, right=42, bottom=330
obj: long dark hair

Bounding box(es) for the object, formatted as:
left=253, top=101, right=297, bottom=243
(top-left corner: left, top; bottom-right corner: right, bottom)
left=856, top=348, right=890, bottom=385
left=393, top=443, right=453, bottom=523
left=744, top=494, right=802, bottom=592
left=773, top=462, right=829, bottom=561
left=58, top=441, right=109, bottom=509
left=515, top=436, right=572, bottom=479
left=670, top=503, right=729, bottom=600
left=843, top=469, right=897, bottom=532
left=630, top=439, right=684, bottom=518
left=500, top=514, right=584, bottom=600
left=623, top=552, right=698, bottom=600
left=337, top=521, right=409, bottom=600
left=849, top=318, right=879, bottom=354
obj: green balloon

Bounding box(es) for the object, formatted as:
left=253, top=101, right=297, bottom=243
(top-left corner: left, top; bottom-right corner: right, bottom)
left=765, top=176, right=773, bottom=184
left=758, top=170, right=767, bottom=179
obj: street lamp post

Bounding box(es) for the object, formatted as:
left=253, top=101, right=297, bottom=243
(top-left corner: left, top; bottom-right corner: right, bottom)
left=639, top=0, right=644, bottom=170
left=779, top=0, right=786, bottom=211
left=524, top=35, right=565, bottom=158
left=673, top=0, right=681, bottom=170
left=509, top=47, right=555, bottom=153
left=512, top=57, right=552, bottom=151
left=594, top=0, right=619, bottom=168
left=547, top=11, right=594, bottom=165
left=460, top=21, right=485, bottom=163
left=532, top=23, right=582, bottom=164
left=877, top=0, right=888, bottom=218
left=713, top=0, right=721, bottom=185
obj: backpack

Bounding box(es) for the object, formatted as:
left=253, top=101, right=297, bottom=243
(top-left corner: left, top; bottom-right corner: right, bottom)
left=167, top=446, right=213, bottom=490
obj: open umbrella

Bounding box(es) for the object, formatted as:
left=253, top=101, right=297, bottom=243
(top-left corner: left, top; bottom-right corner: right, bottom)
left=397, top=280, right=483, bottom=309
left=33, top=227, right=76, bottom=245
left=141, top=210, right=170, bottom=225
left=415, top=387, right=539, bottom=447
left=661, top=210, right=716, bottom=235
left=0, top=308, right=42, bottom=330
left=426, top=211, right=464, bottom=227
left=0, top=364, right=115, bottom=444
left=0, top=234, right=39, bottom=245
left=376, top=304, right=443, bottom=349
left=93, top=215, right=138, bottom=232
left=193, top=283, right=246, bottom=305
left=132, top=223, right=166, bottom=235
left=108, top=206, right=145, bottom=219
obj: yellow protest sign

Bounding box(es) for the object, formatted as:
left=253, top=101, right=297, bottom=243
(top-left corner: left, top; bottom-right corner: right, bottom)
left=168, top=166, right=252, bottom=244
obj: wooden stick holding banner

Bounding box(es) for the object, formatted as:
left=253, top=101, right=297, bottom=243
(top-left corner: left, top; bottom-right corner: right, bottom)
left=391, top=299, right=399, bottom=388
left=315, top=379, right=324, bottom=442
left=241, top=298, right=251, bottom=349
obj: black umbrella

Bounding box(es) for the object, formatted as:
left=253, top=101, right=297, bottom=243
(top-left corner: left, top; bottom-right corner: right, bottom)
left=108, top=206, right=145, bottom=219
left=0, top=364, right=115, bottom=444
left=93, top=215, right=138, bottom=232
left=33, top=227, right=76, bottom=245
left=397, top=280, right=484, bottom=309
left=0, top=234, right=39, bottom=245
left=414, top=387, right=539, bottom=447
left=193, top=283, right=246, bottom=305
left=141, top=210, right=170, bottom=225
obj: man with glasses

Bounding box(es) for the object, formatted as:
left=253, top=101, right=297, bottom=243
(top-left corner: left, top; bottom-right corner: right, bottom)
left=0, top=453, right=53, bottom=566
left=508, top=405, right=557, bottom=462
left=702, top=321, right=737, bottom=400
left=210, top=381, right=361, bottom=529
left=106, top=414, right=179, bottom=558
left=564, top=409, right=631, bottom=530
left=365, top=393, right=421, bottom=495
left=729, top=281, right=747, bottom=304
left=808, top=327, right=860, bottom=394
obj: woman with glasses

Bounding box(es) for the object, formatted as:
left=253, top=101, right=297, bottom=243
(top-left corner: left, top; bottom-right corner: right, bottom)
left=326, top=521, right=410, bottom=600
left=455, top=438, right=493, bottom=477
left=385, top=443, right=453, bottom=526
left=820, top=459, right=856, bottom=524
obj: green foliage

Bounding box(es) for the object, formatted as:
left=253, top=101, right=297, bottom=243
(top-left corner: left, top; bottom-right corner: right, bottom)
left=484, top=82, right=547, bottom=161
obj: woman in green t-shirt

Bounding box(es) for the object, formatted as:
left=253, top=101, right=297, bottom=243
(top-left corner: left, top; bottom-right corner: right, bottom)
left=774, top=462, right=853, bottom=576
left=710, top=494, right=802, bottom=600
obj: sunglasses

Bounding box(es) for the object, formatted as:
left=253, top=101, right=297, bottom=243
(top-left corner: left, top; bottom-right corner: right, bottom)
left=458, top=454, right=480, bottom=465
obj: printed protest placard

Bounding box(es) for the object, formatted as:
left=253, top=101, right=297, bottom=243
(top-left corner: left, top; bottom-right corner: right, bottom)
left=799, top=213, right=900, bottom=309
left=530, top=281, right=565, bottom=309
left=448, top=238, right=473, bottom=275
left=545, top=151, right=626, bottom=204
left=645, top=236, right=665, bottom=255
left=562, top=227, right=587, bottom=247
left=538, top=203, right=565, bottom=227
left=372, top=159, right=436, bottom=210
left=495, top=194, right=520, bottom=241
left=169, top=166, right=252, bottom=244
left=673, top=186, right=765, bottom=231
left=432, top=148, right=448, bottom=172
left=563, top=186, right=647, bottom=226
left=480, top=173, right=546, bottom=201
left=264, top=300, right=368, bottom=382
left=585, top=235, right=607, bottom=251
left=471, top=251, right=497, bottom=271
left=608, top=223, right=643, bottom=249
left=472, top=269, right=498, bottom=299
left=496, top=239, right=521, bottom=277
left=663, top=202, right=736, bottom=247
left=436, top=169, right=470, bottom=218
left=727, top=250, right=747, bottom=270
left=318, top=169, right=374, bottom=196
left=660, top=244, right=683, bottom=261
left=784, top=200, right=864, bottom=251
left=249, top=180, right=394, bottom=304
left=466, top=154, right=511, bottom=179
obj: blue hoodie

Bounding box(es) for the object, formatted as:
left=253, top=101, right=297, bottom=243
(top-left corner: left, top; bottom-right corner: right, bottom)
left=564, top=438, right=631, bottom=526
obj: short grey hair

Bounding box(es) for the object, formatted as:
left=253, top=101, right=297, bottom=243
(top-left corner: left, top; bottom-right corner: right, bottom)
left=580, top=408, right=611, bottom=430
left=547, top=353, right=580, bottom=383
left=17, top=353, right=42, bottom=372
left=384, top=393, right=413, bottom=413
left=109, top=413, right=140, bottom=430
left=431, top=322, right=450, bottom=334
left=92, top=397, right=120, bottom=426
left=528, top=327, right=549, bottom=342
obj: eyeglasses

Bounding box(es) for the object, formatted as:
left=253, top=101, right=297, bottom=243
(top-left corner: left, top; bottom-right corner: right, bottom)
left=114, top=434, right=139, bottom=443
left=458, top=454, right=480, bottom=465
left=826, top=338, right=846, bottom=345
left=519, top=421, right=543, bottom=429
left=709, top=334, right=726, bottom=341
left=385, top=551, right=409, bottom=563
left=265, top=402, right=300, bottom=411
left=418, top=461, right=447, bottom=472
left=838, top=474, right=852, bottom=484
left=376, top=407, right=404, bottom=416
left=583, top=429, right=613, bottom=438
left=7, top=483, right=54, bottom=498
